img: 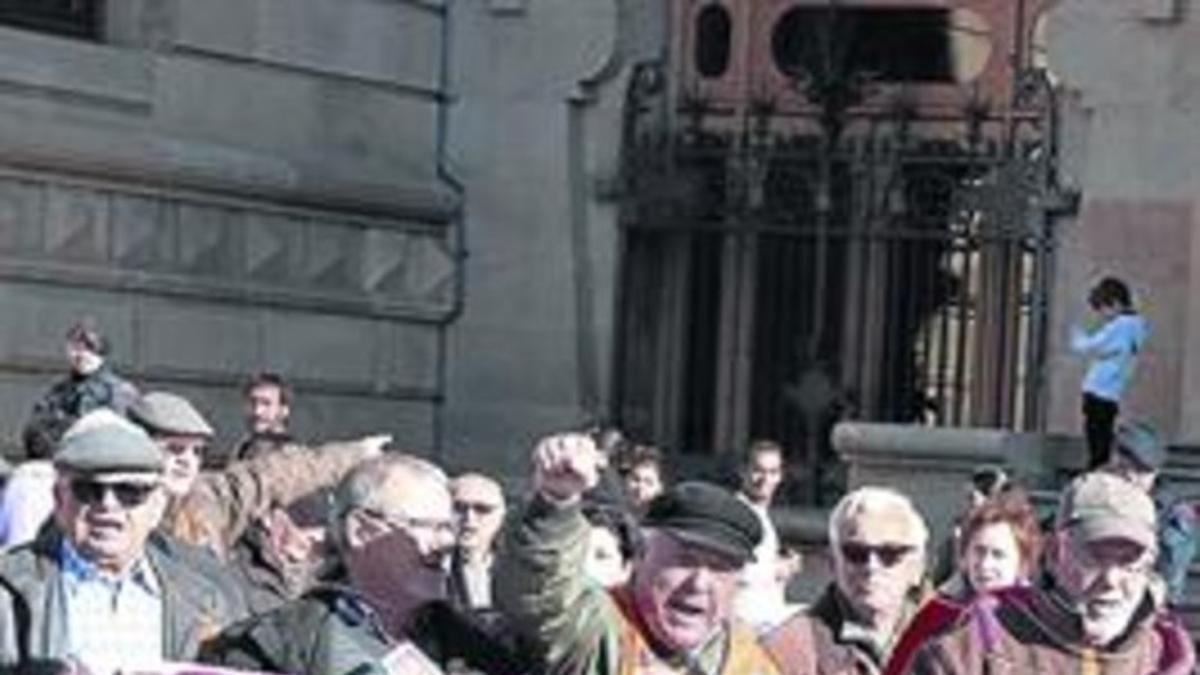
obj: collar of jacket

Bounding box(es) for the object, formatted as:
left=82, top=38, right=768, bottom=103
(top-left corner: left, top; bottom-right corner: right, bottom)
left=985, top=584, right=1156, bottom=658
left=811, top=583, right=921, bottom=666
left=609, top=584, right=729, bottom=671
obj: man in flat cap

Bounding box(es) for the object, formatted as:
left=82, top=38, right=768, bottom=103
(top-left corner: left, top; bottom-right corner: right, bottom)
left=22, top=318, right=139, bottom=458
left=1100, top=420, right=1198, bottom=607
left=765, top=486, right=929, bottom=675
left=0, top=414, right=246, bottom=673
left=127, top=391, right=388, bottom=565
left=902, top=472, right=1194, bottom=674
left=496, top=432, right=780, bottom=675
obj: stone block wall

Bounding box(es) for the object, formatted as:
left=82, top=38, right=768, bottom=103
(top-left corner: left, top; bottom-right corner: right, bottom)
left=0, top=3, right=459, bottom=456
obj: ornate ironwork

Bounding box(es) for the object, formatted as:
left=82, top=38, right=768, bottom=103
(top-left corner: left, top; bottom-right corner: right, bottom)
left=612, top=3, right=1075, bottom=505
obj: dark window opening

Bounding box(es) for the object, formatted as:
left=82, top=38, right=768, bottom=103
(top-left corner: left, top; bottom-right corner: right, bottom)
left=771, top=7, right=953, bottom=83
left=695, top=4, right=732, bottom=79
left=0, top=0, right=105, bottom=41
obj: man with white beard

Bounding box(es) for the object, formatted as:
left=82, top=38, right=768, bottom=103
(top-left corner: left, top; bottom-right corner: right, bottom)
left=901, top=471, right=1194, bottom=675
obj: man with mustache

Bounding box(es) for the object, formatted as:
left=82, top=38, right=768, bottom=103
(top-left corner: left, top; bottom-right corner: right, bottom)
left=497, top=432, right=780, bottom=675
left=202, top=454, right=527, bottom=674
left=0, top=415, right=247, bottom=672
left=900, top=471, right=1195, bottom=675
left=764, top=487, right=929, bottom=675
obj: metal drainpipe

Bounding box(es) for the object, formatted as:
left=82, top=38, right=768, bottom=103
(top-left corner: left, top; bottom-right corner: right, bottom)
left=431, top=0, right=468, bottom=461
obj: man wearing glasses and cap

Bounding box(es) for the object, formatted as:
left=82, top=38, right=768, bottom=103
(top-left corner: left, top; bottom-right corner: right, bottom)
left=0, top=415, right=246, bottom=673
left=902, top=472, right=1194, bottom=674
left=496, top=432, right=780, bottom=675
left=764, top=486, right=929, bottom=675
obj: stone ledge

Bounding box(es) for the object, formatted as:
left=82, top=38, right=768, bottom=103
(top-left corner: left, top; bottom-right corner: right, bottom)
left=0, top=26, right=153, bottom=113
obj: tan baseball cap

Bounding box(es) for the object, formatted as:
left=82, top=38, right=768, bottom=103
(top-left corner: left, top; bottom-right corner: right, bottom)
left=1056, top=471, right=1156, bottom=550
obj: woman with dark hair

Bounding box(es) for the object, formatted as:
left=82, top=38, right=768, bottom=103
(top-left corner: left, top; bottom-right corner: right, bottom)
left=883, top=488, right=1042, bottom=675
left=1071, top=275, right=1148, bottom=468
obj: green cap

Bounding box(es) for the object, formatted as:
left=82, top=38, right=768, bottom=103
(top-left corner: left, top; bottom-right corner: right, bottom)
left=1113, top=420, right=1166, bottom=471
left=55, top=411, right=164, bottom=475
left=129, top=391, right=215, bottom=438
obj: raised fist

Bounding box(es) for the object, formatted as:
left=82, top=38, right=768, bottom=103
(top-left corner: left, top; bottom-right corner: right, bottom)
left=532, top=432, right=602, bottom=503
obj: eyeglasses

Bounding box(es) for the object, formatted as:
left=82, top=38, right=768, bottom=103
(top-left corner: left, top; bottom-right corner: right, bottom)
left=840, top=542, right=914, bottom=568
left=453, top=501, right=500, bottom=517
left=69, top=479, right=159, bottom=508
left=163, top=440, right=208, bottom=457
left=362, top=508, right=459, bottom=540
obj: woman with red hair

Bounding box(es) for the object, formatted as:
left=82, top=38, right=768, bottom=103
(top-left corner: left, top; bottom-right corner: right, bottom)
left=884, top=488, right=1042, bottom=675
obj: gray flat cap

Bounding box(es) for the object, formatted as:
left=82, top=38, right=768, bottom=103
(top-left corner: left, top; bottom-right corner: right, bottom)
left=55, top=412, right=163, bottom=474
left=128, top=391, right=215, bottom=438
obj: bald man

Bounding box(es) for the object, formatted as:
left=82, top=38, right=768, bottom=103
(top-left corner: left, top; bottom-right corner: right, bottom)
left=449, top=473, right=507, bottom=612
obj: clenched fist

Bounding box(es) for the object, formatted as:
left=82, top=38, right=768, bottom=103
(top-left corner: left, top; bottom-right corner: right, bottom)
left=532, top=432, right=602, bottom=503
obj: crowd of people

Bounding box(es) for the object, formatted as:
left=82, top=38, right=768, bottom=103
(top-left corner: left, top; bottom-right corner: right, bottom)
left=0, top=312, right=1193, bottom=674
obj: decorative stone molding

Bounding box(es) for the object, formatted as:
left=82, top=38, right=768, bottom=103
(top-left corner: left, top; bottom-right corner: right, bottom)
left=0, top=170, right=458, bottom=322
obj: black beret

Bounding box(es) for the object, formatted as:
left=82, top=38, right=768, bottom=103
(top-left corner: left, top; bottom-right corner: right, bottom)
left=642, top=481, right=762, bottom=564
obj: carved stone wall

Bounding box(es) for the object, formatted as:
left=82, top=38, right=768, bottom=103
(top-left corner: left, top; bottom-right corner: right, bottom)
left=0, top=2, right=457, bottom=457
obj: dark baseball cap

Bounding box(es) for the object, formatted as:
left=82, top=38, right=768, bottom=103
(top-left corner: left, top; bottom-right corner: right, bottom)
left=642, top=481, right=762, bottom=564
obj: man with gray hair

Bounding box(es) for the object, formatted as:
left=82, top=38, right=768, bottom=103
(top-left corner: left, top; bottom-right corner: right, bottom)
left=203, top=454, right=527, bottom=674
left=902, top=471, right=1194, bottom=674
left=764, top=486, right=929, bottom=675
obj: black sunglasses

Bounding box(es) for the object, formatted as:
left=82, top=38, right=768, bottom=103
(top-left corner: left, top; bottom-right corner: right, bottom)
left=69, top=479, right=158, bottom=508
left=840, top=542, right=914, bottom=568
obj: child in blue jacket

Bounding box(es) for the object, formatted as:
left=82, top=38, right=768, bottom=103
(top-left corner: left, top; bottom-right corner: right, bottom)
left=1070, top=276, right=1148, bottom=469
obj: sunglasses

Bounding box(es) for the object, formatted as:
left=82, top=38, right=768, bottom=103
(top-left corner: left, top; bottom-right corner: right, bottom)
left=453, top=501, right=499, bottom=516
left=840, top=542, right=914, bottom=568
left=69, top=479, right=158, bottom=508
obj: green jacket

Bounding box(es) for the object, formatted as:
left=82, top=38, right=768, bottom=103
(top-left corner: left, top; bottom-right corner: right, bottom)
left=0, top=525, right=247, bottom=667
left=202, top=583, right=529, bottom=675
left=495, top=495, right=776, bottom=675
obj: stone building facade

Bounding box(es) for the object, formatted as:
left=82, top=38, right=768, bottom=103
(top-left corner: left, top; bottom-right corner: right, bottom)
left=0, top=2, right=458, bottom=456
left=0, top=1, right=657, bottom=473
left=0, top=0, right=1195, bottom=487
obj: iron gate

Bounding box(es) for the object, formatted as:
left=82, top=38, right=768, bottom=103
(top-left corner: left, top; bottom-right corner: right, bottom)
left=613, top=45, right=1074, bottom=505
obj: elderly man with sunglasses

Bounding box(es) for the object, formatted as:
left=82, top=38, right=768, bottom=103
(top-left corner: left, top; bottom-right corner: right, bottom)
left=765, top=486, right=929, bottom=675
left=448, top=472, right=507, bottom=613
left=0, top=415, right=246, bottom=673
left=201, top=454, right=528, bottom=675
left=496, top=432, right=781, bottom=675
